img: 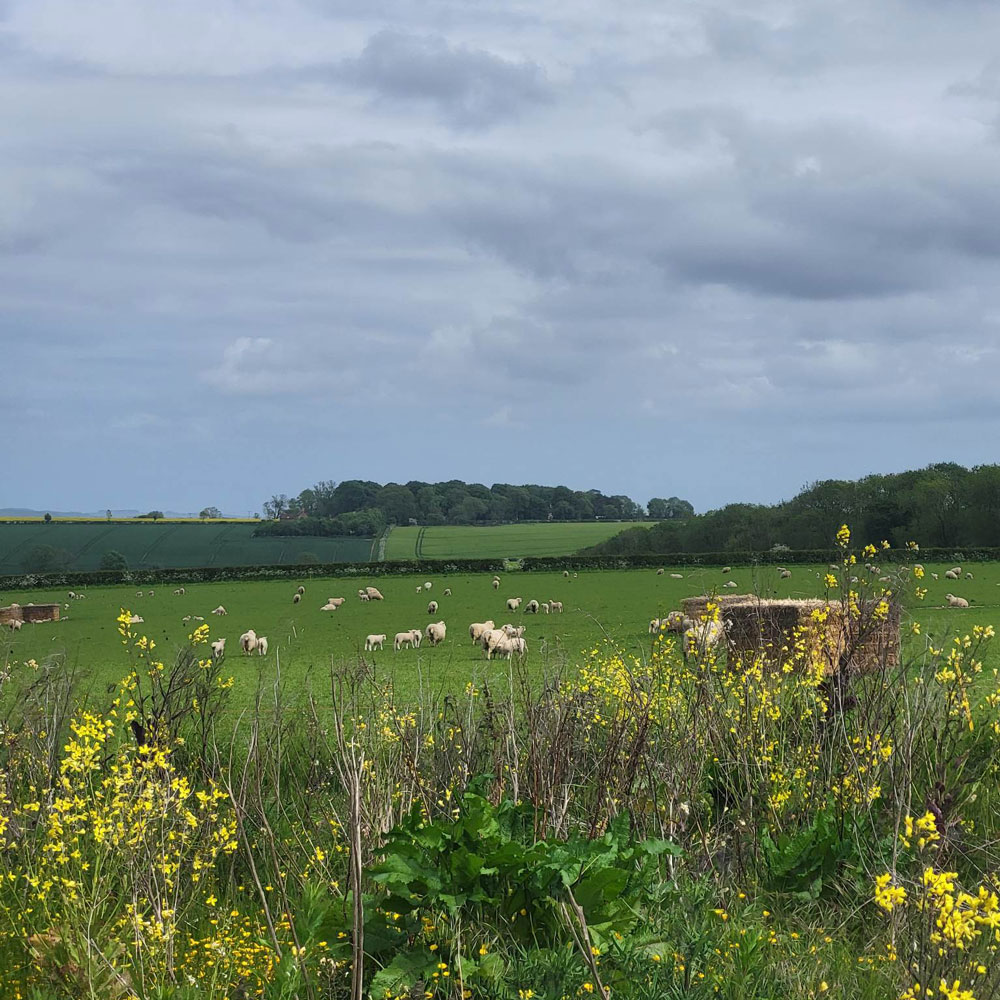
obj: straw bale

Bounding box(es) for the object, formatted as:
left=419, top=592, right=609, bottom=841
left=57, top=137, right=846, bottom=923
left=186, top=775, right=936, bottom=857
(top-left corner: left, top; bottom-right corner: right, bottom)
left=681, top=594, right=755, bottom=620
left=20, top=603, right=60, bottom=623
left=0, top=605, right=25, bottom=625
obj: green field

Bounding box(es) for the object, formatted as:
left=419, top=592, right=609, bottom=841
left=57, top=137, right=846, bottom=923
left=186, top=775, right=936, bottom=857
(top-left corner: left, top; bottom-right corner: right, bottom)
left=3, top=562, right=997, bottom=711
left=0, top=522, right=374, bottom=572
left=384, top=522, right=649, bottom=560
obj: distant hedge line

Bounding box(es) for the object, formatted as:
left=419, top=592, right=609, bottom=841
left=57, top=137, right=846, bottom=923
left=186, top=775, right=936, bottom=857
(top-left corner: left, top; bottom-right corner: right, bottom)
left=0, top=546, right=989, bottom=591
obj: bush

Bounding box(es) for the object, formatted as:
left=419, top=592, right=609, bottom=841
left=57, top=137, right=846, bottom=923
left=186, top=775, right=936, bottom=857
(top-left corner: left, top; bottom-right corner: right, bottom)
left=98, top=550, right=129, bottom=572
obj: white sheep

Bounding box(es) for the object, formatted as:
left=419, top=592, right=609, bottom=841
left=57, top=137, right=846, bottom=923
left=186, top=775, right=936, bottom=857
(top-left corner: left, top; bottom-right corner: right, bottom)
left=563, top=570, right=570, bottom=578
left=128, top=614, right=144, bottom=624
left=423, top=582, right=432, bottom=591
left=366, top=587, right=384, bottom=601
left=493, top=578, right=501, bottom=590
left=966, top=572, right=974, bottom=580
left=549, top=600, right=563, bottom=613
left=328, top=597, right=346, bottom=608
left=684, top=618, right=725, bottom=656
left=723, top=581, right=738, bottom=589
left=481, top=629, right=508, bottom=659
left=444, top=588, right=452, bottom=596
left=321, top=601, right=340, bottom=612
left=469, top=620, right=495, bottom=643
left=182, top=615, right=192, bottom=623
left=648, top=618, right=661, bottom=634
left=256, top=636, right=268, bottom=656
left=541, top=602, right=551, bottom=613
left=722, top=566, right=731, bottom=574
left=656, top=568, right=664, bottom=576
left=427, top=601, right=438, bottom=615
left=365, top=634, right=386, bottom=651
left=68, top=591, right=76, bottom=598
left=416, top=586, right=423, bottom=594
left=240, top=630, right=258, bottom=655
left=944, top=569, right=960, bottom=581
left=410, top=628, right=422, bottom=648
left=359, top=593, right=371, bottom=602
left=212, top=605, right=227, bottom=616
left=147, top=591, right=154, bottom=597
left=780, top=569, right=792, bottom=579
left=211, top=638, right=226, bottom=659
left=931, top=573, right=939, bottom=580
left=292, top=593, right=301, bottom=604
left=135, top=591, right=143, bottom=598
left=425, top=621, right=447, bottom=646
left=945, top=593, right=970, bottom=608
left=506, top=597, right=522, bottom=612
left=297, top=585, right=305, bottom=595
left=393, top=631, right=414, bottom=651
left=524, top=599, right=539, bottom=614
left=670, top=573, right=683, bottom=579
left=950, top=566, right=962, bottom=577
left=502, top=624, right=525, bottom=638
left=7, top=620, right=22, bottom=631
left=495, top=635, right=526, bottom=659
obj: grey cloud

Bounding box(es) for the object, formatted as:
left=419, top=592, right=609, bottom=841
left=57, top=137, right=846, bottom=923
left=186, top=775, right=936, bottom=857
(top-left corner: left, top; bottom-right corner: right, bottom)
left=338, top=29, right=551, bottom=129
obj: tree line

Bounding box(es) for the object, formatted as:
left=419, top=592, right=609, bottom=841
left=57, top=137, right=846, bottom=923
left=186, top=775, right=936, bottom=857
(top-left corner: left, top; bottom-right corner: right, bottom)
left=587, top=463, right=1000, bottom=555
left=257, top=480, right=695, bottom=537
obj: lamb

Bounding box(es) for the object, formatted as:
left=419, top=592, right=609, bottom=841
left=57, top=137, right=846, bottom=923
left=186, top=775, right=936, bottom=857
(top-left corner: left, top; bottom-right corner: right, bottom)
left=365, top=634, right=386, bottom=651
left=7, top=620, right=22, bottom=631
left=469, top=620, right=495, bottom=643
left=136, top=591, right=143, bottom=598
left=541, top=602, right=551, bottom=613
left=931, top=573, right=939, bottom=580
left=779, top=569, right=792, bottom=579
left=563, top=570, right=570, bottom=578
left=293, top=593, right=301, bottom=604
left=649, top=618, right=661, bottom=634
left=670, top=573, right=683, bottom=579
left=297, top=586, right=305, bottom=595
left=495, top=635, right=526, bottom=659
left=966, top=572, right=974, bottom=580
left=128, top=614, right=144, bottom=624
left=256, top=636, right=268, bottom=656
left=944, top=569, right=960, bottom=581
left=410, top=628, right=422, bottom=648
left=427, top=601, right=438, bottom=615
left=366, top=587, right=384, bottom=601
left=68, top=591, right=76, bottom=599
left=524, top=599, right=539, bottom=614
left=147, top=591, right=154, bottom=597
left=211, top=638, right=226, bottom=659
left=212, top=606, right=227, bottom=616
left=656, top=569, right=664, bottom=576
left=945, top=594, right=970, bottom=608
left=684, top=618, right=725, bottom=656
left=723, top=581, right=738, bottom=588
left=502, top=624, right=525, bottom=638
left=492, top=578, right=501, bottom=590
left=416, top=586, right=424, bottom=594
left=394, top=631, right=415, bottom=651
left=182, top=615, right=192, bottom=623
left=506, top=597, right=522, bottom=612
left=172, top=588, right=186, bottom=596
left=359, top=592, right=370, bottom=602
left=722, top=567, right=731, bottom=574
left=423, top=582, right=432, bottom=591
left=240, top=630, right=258, bottom=655
left=443, top=588, right=452, bottom=596
left=549, top=600, right=563, bottom=613
left=425, top=621, right=447, bottom=645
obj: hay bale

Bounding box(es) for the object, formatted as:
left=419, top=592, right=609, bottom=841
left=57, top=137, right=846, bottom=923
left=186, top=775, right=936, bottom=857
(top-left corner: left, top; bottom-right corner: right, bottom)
left=681, top=594, right=755, bottom=620
left=20, top=603, right=60, bottom=623
left=0, top=604, right=25, bottom=625
left=724, top=597, right=899, bottom=675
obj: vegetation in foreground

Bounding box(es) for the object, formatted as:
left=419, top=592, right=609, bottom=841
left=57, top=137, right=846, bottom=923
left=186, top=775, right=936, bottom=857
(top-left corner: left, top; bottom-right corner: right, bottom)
left=1, top=529, right=999, bottom=998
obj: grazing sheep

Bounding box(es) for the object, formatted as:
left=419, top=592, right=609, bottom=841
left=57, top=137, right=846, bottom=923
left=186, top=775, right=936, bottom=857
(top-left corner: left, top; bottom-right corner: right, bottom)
left=211, top=638, right=226, bottom=659
left=297, top=586, right=305, bottom=595
left=779, top=569, right=792, bottom=579
left=365, top=634, right=386, bottom=651
left=366, top=587, right=384, bottom=601
left=670, top=573, right=683, bottom=580
left=663, top=611, right=689, bottom=633
left=493, top=578, right=501, bottom=590
left=128, top=614, right=144, bottom=624
left=182, top=615, right=192, bottom=623
left=469, top=620, right=495, bottom=643
left=879, top=576, right=891, bottom=583
left=481, top=629, right=508, bottom=659
left=931, top=573, right=939, bottom=580
left=424, top=582, right=432, bottom=591
left=427, top=601, right=438, bottom=615
left=506, top=597, right=522, bottom=612
left=7, top=620, right=22, bottom=631
left=68, top=591, right=76, bottom=599
left=240, top=630, right=258, bottom=655
left=193, top=616, right=204, bottom=621
left=410, top=628, right=422, bottom=648
left=212, top=605, right=227, bottom=616
left=425, top=621, right=447, bottom=646
left=656, top=569, right=664, bottom=576
left=945, top=593, right=970, bottom=608
left=394, top=631, right=415, bottom=651
left=416, top=586, right=424, bottom=594
left=360, top=593, right=370, bottom=602
left=966, top=572, right=974, bottom=580
left=494, top=635, right=526, bottom=659
left=502, top=624, right=525, bottom=638
left=723, top=581, right=738, bottom=589
left=136, top=591, right=143, bottom=598
left=147, top=591, right=154, bottom=597
left=944, top=569, right=960, bottom=581
left=683, top=618, right=726, bottom=657
left=444, top=588, right=451, bottom=596
left=563, top=570, right=570, bottom=578
left=524, top=599, right=539, bottom=614
left=256, top=636, right=268, bottom=656
left=541, top=602, right=550, bottom=613
left=950, top=566, right=962, bottom=577
left=722, top=567, right=731, bottom=574
left=549, top=600, right=563, bottom=613
left=173, top=588, right=186, bottom=596
left=293, top=593, right=301, bottom=604
left=327, top=597, right=346, bottom=608
left=649, top=618, right=661, bottom=634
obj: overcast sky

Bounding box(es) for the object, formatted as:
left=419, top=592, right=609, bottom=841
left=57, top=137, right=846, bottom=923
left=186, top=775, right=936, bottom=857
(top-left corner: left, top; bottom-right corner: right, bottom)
left=3, top=0, right=1000, bottom=515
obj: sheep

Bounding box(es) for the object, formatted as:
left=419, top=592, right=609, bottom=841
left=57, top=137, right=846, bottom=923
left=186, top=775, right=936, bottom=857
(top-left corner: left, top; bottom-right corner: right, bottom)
left=327, top=597, right=346, bottom=608
left=722, top=567, right=731, bottom=574
left=394, top=631, right=415, bottom=651
left=444, top=588, right=452, bottom=596
left=506, top=597, right=522, bottom=612
left=212, top=606, right=227, bottom=616
left=541, top=602, right=551, bottom=613
left=193, top=615, right=204, bottom=621
left=135, top=591, right=143, bottom=598
left=779, top=569, right=792, bottom=579
left=502, top=624, right=525, bottom=638
left=182, top=615, right=192, bottom=623
left=469, top=620, right=495, bottom=643
left=966, top=572, right=974, bottom=580
left=549, top=600, right=563, bottom=613
left=297, top=585, right=305, bottom=595
left=7, top=620, right=22, bottom=631
left=128, top=614, right=144, bottom=624
left=563, top=570, right=570, bottom=578
left=211, top=638, right=226, bottom=659
left=723, top=581, right=738, bottom=589
left=670, top=573, right=683, bottom=580
left=321, top=601, right=340, bottom=612
left=656, top=569, right=664, bottom=576
left=240, top=630, right=258, bottom=655
left=649, top=618, right=661, bottom=634
left=365, top=634, right=386, bottom=651
left=416, top=586, right=423, bottom=594
left=68, top=591, right=76, bottom=599
left=410, top=628, right=422, bottom=648
left=944, top=569, right=960, bottom=581
left=950, top=566, right=962, bottom=577
left=172, top=588, right=186, bottom=596
left=663, top=611, right=689, bottom=633
left=427, top=601, right=438, bottom=615
left=292, top=593, right=301, bottom=604
left=256, top=636, right=268, bottom=656
left=683, top=618, right=725, bottom=657
left=147, top=591, right=154, bottom=597
left=424, top=582, right=432, bottom=591
left=495, top=635, right=526, bottom=659
left=481, top=629, right=508, bottom=659
left=879, top=576, right=891, bottom=583
left=366, top=587, right=384, bottom=601
left=425, top=621, right=447, bottom=646
left=359, top=592, right=371, bottom=602
left=945, top=593, right=970, bottom=608
left=493, top=578, right=501, bottom=590
left=524, top=599, right=539, bottom=614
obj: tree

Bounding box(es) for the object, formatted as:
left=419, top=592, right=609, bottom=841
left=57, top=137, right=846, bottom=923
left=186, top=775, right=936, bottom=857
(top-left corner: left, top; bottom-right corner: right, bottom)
left=99, top=550, right=129, bottom=571
left=263, top=495, right=289, bottom=520
left=106, top=509, right=113, bottom=521
left=43, top=512, right=52, bottom=523
left=648, top=497, right=694, bottom=520
left=199, top=507, right=222, bottom=519
left=139, top=511, right=165, bottom=521
left=21, top=544, right=72, bottom=573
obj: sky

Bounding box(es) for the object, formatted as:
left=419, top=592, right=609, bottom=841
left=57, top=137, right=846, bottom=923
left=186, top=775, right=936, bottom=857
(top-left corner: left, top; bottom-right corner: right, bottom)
left=3, top=0, right=1000, bottom=516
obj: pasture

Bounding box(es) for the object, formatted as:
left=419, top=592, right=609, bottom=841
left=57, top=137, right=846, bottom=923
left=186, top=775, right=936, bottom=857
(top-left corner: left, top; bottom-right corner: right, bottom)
left=0, top=521, right=375, bottom=572
left=384, top=521, right=650, bottom=560
left=2, top=561, right=997, bottom=710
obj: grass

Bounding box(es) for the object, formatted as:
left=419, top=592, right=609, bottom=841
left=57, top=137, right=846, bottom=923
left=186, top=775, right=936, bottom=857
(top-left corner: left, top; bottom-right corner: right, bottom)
left=0, top=522, right=375, bottom=572
left=3, top=561, right=997, bottom=711
left=384, top=521, right=650, bottom=560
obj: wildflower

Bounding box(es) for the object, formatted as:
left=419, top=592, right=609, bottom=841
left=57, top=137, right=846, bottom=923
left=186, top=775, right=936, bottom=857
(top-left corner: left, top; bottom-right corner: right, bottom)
left=874, top=874, right=906, bottom=912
